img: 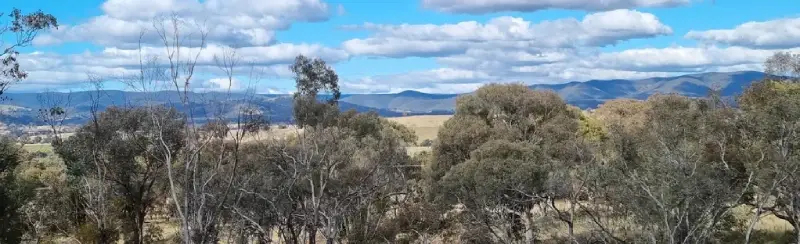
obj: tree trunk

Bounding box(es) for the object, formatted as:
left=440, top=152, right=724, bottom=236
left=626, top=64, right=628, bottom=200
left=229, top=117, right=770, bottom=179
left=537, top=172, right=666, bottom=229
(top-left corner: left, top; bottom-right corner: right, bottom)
left=134, top=208, right=147, bottom=244
left=523, top=211, right=536, bottom=244
left=98, top=227, right=116, bottom=244
left=745, top=204, right=763, bottom=244
left=308, top=227, right=317, bottom=244
left=567, top=221, right=575, bottom=243
left=287, top=220, right=299, bottom=244
left=794, top=222, right=800, bottom=244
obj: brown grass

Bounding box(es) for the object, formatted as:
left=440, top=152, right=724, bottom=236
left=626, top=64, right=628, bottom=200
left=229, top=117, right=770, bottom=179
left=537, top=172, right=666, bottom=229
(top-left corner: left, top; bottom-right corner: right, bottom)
left=387, top=115, right=451, bottom=144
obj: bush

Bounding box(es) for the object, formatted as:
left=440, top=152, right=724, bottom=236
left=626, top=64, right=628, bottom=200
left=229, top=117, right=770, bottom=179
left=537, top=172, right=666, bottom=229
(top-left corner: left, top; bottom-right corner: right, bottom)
left=420, top=139, right=433, bottom=147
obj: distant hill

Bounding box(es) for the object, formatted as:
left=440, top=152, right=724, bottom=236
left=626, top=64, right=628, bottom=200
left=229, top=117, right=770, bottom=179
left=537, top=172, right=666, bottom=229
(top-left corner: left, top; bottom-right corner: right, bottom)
left=340, top=90, right=458, bottom=113
left=0, top=71, right=766, bottom=126
left=528, top=71, right=765, bottom=109
left=340, top=71, right=764, bottom=112
left=0, top=91, right=410, bottom=125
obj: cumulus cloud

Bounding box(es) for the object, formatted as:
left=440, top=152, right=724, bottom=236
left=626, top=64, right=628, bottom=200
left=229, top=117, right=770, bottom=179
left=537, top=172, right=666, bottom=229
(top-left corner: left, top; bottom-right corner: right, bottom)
left=335, top=9, right=800, bottom=93
left=34, top=0, right=333, bottom=47
left=340, top=43, right=789, bottom=94
left=685, top=18, right=800, bottom=49
left=340, top=68, right=501, bottom=93
left=342, top=10, right=671, bottom=58
left=15, top=0, right=789, bottom=95
left=421, top=0, right=689, bottom=14
left=195, top=77, right=242, bottom=92
left=591, top=46, right=798, bottom=72
left=15, top=42, right=348, bottom=91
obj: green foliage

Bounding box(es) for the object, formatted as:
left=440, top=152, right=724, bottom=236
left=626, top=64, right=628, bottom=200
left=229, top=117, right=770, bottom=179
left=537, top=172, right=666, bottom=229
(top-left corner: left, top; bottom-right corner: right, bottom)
left=577, top=110, right=606, bottom=142
left=420, top=139, right=434, bottom=147
left=429, top=84, right=587, bottom=243
left=1, top=8, right=58, bottom=97
left=594, top=94, right=751, bottom=243
left=0, top=138, right=28, bottom=243
left=737, top=76, right=800, bottom=239
left=291, top=55, right=341, bottom=128
left=55, top=106, right=185, bottom=244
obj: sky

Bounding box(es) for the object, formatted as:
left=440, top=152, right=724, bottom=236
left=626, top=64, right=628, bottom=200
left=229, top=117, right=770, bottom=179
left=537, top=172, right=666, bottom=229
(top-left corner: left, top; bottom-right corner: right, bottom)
left=2, top=0, right=799, bottom=94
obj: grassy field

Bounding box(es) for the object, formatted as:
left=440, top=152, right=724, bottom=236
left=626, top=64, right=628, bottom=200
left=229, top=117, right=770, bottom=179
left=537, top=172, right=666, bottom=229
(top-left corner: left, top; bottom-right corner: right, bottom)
left=22, top=143, right=54, bottom=153
left=388, top=115, right=451, bottom=145
left=388, top=115, right=451, bottom=155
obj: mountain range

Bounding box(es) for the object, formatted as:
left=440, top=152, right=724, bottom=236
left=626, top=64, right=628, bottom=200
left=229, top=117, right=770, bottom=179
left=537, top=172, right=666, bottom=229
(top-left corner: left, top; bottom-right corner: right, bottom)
left=0, top=71, right=766, bottom=126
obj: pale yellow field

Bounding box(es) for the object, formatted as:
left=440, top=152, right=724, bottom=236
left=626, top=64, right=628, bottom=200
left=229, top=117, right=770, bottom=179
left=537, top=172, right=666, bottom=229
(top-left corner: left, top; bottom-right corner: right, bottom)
left=22, top=143, right=54, bottom=153
left=387, top=115, right=451, bottom=144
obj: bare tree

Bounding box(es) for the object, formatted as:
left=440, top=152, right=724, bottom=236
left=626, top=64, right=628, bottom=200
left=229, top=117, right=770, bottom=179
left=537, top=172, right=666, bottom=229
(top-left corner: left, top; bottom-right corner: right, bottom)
left=36, top=89, right=71, bottom=145
left=118, top=15, right=266, bottom=243
left=0, top=8, right=57, bottom=97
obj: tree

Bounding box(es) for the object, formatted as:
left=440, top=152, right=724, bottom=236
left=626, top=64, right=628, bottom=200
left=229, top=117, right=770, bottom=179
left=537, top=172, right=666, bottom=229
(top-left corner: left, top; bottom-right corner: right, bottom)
left=106, top=15, right=274, bottom=243
left=56, top=106, right=185, bottom=244
left=739, top=52, right=800, bottom=243
left=291, top=55, right=341, bottom=128
left=0, top=138, right=29, bottom=243
left=0, top=8, right=57, bottom=97
left=431, top=84, right=585, bottom=243
left=228, top=110, right=417, bottom=244
left=764, top=51, right=800, bottom=82
left=591, top=94, right=750, bottom=243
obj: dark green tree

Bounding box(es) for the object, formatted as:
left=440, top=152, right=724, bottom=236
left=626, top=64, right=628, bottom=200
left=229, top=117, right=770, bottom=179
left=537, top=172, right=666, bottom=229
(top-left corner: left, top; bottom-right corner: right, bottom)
left=290, top=55, right=341, bottom=128
left=0, top=138, right=28, bottom=243
left=431, top=84, right=584, bottom=243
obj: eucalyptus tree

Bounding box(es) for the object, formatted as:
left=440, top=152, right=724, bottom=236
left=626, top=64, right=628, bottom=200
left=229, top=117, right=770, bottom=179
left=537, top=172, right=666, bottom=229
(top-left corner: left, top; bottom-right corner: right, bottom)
left=432, top=84, right=587, bottom=243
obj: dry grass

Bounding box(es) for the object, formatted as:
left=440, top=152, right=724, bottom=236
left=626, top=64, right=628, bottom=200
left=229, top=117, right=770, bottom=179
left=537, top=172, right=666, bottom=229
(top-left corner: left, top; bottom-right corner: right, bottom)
left=387, top=115, right=451, bottom=156
left=234, top=125, right=302, bottom=142
left=406, top=146, right=432, bottom=156
left=22, top=143, right=54, bottom=153
left=387, top=115, right=451, bottom=144
left=731, top=205, right=794, bottom=232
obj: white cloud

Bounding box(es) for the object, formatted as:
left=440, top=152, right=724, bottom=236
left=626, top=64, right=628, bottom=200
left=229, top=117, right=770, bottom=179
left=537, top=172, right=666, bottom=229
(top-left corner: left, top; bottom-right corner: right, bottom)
left=260, top=87, right=293, bottom=94
left=340, top=43, right=788, bottom=93
left=421, top=0, right=689, bottom=14
left=342, top=10, right=671, bottom=58
left=581, top=9, right=673, bottom=45
left=342, top=77, right=485, bottom=94
left=592, top=46, right=798, bottom=72
left=340, top=68, right=498, bottom=93
left=686, top=18, right=800, bottom=49
left=101, top=0, right=199, bottom=20
left=34, top=0, right=333, bottom=47
left=342, top=38, right=465, bottom=58
left=20, top=43, right=347, bottom=71
left=15, top=43, right=348, bottom=90
left=511, top=64, right=677, bottom=81
left=199, top=77, right=241, bottom=91
left=14, top=0, right=790, bottom=95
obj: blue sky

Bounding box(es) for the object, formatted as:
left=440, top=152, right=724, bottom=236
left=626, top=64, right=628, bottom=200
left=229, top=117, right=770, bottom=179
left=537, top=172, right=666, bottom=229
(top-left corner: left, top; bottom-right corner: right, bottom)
left=2, top=0, right=799, bottom=94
